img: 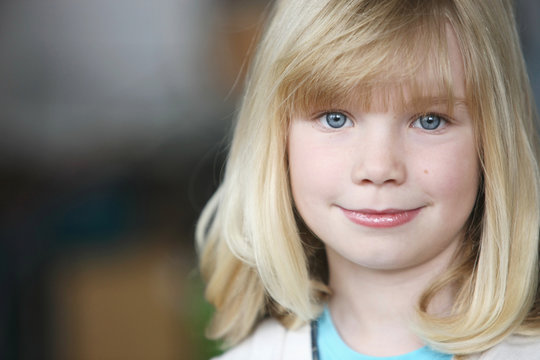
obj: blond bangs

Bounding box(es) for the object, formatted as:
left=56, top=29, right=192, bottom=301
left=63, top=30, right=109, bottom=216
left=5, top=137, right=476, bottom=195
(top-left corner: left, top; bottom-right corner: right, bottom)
left=274, top=1, right=457, bottom=117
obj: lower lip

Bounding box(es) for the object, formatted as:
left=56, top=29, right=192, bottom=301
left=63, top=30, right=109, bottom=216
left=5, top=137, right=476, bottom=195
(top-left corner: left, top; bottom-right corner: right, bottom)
left=341, top=208, right=421, bottom=228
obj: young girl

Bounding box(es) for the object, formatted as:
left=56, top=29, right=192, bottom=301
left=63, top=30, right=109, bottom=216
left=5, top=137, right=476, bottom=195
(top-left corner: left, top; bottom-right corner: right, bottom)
left=196, top=0, right=540, bottom=359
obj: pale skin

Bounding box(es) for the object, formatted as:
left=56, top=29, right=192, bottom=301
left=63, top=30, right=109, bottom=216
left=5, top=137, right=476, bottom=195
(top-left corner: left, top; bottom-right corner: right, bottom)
left=288, top=27, right=479, bottom=356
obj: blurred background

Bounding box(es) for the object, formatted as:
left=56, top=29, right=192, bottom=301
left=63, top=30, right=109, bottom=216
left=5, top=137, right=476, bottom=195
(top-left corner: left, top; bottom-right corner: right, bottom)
left=0, top=0, right=538, bottom=359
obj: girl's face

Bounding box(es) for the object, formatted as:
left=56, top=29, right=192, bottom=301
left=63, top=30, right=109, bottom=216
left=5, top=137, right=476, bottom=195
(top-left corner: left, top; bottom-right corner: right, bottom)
left=288, top=29, right=479, bottom=273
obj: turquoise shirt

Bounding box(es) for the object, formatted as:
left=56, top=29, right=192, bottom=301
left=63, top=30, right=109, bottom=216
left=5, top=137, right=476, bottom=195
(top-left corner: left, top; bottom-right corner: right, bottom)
left=317, top=307, right=452, bottom=360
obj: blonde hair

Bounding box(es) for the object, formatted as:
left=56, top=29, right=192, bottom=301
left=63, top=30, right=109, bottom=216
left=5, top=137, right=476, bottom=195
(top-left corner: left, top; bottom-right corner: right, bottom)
left=196, top=0, right=540, bottom=355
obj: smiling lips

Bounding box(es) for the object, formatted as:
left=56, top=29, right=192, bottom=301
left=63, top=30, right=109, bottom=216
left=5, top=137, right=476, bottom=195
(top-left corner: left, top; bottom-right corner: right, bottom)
left=340, top=207, right=422, bottom=228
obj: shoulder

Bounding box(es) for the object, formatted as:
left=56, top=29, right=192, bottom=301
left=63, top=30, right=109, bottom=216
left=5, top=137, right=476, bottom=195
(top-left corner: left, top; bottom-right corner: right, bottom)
left=211, top=318, right=312, bottom=360
left=470, top=335, right=540, bottom=360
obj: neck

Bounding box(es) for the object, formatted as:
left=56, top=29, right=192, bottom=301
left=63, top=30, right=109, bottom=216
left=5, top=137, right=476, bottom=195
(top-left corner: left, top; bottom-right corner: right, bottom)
left=326, top=244, right=457, bottom=356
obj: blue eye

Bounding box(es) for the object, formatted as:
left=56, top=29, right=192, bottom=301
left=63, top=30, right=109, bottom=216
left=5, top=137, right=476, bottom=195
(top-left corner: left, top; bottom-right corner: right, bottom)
left=412, top=114, right=447, bottom=130
left=323, top=112, right=349, bottom=128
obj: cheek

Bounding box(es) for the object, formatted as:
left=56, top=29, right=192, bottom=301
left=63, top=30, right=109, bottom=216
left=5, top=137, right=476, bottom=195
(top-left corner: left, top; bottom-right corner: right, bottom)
left=289, top=143, right=334, bottom=203
left=418, top=140, right=479, bottom=204
left=288, top=128, right=348, bottom=206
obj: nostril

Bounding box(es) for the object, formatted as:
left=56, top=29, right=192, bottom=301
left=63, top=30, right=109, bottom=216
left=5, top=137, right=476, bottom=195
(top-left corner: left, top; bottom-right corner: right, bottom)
left=351, top=159, right=406, bottom=186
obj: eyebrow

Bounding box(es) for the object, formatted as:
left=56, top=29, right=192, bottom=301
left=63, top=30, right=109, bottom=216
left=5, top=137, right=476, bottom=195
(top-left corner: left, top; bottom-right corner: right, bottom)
left=405, top=96, right=468, bottom=107
left=400, top=95, right=469, bottom=115
left=297, top=93, right=470, bottom=118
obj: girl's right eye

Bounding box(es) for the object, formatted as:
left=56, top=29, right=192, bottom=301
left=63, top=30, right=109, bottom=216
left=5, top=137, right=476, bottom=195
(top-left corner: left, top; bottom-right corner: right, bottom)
left=319, top=112, right=352, bottom=129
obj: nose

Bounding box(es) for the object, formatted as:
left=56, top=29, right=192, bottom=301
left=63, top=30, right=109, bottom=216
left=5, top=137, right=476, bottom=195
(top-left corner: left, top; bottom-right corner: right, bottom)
left=351, top=126, right=406, bottom=186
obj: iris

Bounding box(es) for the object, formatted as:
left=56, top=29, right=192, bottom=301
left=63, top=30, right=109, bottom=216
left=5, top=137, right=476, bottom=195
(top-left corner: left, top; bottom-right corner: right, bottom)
left=325, top=112, right=348, bottom=128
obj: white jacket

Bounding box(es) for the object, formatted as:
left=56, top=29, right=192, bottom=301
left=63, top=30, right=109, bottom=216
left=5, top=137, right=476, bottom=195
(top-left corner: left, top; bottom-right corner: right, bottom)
left=213, top=318, right=540, bottom=360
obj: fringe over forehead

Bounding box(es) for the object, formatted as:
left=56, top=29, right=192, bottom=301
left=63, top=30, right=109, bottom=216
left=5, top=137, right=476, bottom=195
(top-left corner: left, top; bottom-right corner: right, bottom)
left=270, top=0, right=458, bottom=116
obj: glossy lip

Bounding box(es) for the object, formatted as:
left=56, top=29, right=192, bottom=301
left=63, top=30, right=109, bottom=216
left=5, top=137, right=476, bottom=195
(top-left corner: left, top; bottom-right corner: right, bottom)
left=340, top=207, right=422, bottom=228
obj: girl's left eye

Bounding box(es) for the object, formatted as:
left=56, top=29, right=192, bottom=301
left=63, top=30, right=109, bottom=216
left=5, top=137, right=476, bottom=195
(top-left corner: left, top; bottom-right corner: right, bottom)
left=411, top=113, right=448, bottom=131
left=319, top=112, right=352, bottom=129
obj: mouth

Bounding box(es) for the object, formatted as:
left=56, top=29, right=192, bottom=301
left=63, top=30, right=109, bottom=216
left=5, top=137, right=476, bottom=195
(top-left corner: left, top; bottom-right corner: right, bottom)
left=339, top=207, right=422, bottom=228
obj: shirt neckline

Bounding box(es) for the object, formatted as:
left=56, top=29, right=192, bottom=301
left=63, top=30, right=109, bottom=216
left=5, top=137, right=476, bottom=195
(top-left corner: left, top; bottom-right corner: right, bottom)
left=314, top=306, right=452, bottom=360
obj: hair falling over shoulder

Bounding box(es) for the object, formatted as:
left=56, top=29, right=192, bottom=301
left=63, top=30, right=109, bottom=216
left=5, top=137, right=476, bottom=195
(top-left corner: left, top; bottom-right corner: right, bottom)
left=196, top=0, right=540, bottom=354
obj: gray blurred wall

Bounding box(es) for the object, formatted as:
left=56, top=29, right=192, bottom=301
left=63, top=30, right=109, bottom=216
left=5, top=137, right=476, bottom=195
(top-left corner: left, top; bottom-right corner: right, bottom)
left=0, top=0, right=538, bottom=174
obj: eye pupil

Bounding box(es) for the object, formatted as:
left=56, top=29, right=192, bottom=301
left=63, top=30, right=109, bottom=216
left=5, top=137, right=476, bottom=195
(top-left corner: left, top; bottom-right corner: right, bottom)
left=326, top=113, right=347, bottom=128
left=420, top=114, right=441, bottom=130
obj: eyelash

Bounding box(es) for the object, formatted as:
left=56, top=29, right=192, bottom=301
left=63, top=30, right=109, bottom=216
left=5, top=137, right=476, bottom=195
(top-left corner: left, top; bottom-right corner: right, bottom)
left=410, top=112, right=450, bottom=132
left=316, top=110, right=353, bottom=129
left=315, top=111, right=451, bottom=132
